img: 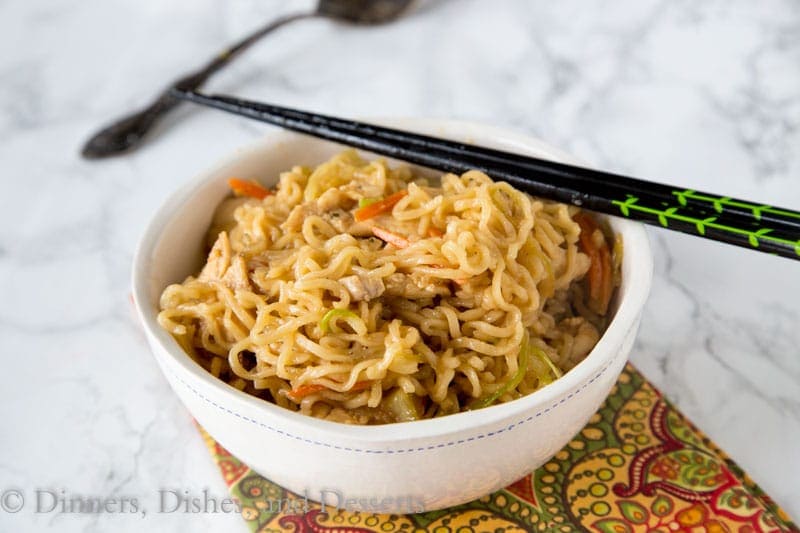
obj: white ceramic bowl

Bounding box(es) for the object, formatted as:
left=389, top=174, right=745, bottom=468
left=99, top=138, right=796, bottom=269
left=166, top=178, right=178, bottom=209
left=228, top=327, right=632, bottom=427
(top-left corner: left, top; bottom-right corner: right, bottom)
left=132, top=119, right=652, bottom=513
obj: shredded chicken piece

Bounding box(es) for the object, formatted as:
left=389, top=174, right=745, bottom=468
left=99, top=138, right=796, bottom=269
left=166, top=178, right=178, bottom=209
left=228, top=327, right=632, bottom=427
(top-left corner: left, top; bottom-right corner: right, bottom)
left=347, top=220, right=378, bottom=237
left=199, top=232, right=232, bottom=281
left=571, top=320, right=599, bottom=360
left=247, top=250, right=293, bottom=270
left=340, top=272, right=386, bottom=302
left=221, top=255, right=251, bottom=291
left=322, top=209, right=354, bottom=233
left=283, top=193, right=358, bottom=234
left=384, top=272, right=450, bottom=299
left=559, top=317, right=600, bottom=364
left=199, top=232, right=251, bottom=291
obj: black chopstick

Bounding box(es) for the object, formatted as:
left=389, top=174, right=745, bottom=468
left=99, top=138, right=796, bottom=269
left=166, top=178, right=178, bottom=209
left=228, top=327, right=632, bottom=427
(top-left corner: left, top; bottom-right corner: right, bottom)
left=170, top=89, right=800, bottom=261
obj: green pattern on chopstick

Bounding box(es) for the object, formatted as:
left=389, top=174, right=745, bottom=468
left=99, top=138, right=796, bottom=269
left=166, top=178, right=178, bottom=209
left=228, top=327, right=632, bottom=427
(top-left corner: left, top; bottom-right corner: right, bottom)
left=672, top=189, right=800, bottom=221
left=613, top=195, right=800, bottom=255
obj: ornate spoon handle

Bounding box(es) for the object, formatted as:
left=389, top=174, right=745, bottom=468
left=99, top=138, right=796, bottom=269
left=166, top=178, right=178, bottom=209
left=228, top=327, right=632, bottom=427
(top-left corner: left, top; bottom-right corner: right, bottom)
left=81, top=11, right=313, bottom=159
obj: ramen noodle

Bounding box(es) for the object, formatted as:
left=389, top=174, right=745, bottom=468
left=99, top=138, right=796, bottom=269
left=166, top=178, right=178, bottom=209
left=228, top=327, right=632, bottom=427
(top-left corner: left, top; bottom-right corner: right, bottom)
left=158, top=151, right=621, bottom=424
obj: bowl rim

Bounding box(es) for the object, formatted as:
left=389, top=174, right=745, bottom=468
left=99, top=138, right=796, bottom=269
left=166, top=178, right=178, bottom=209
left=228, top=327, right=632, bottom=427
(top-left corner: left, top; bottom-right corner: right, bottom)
left=132, top=118, right=653, bottom=443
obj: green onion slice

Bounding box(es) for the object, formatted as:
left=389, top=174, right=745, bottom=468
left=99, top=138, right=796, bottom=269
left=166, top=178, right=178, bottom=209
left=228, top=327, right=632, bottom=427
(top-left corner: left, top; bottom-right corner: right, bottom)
left=471, top=332, right=531, bottom=410
left=320, top=308, right=359, bottom=334
left=535, top=346, right=563, bottom=387
left=358, top=197, right=380, bottom=208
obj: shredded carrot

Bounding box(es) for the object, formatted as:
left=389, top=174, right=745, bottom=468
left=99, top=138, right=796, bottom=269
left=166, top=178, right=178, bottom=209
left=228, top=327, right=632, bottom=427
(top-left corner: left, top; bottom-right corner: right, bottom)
left=573, top=212, right=613, bottom=315
left=350, top=381, right=371, bottom=392
left=371, top=226, right=410, bottom=248
left=427, top=227, right=443, bottom=238
left=286, top=384, right=325, bottom=401
left=354, top=190, right=408, bottom=221
left=227, top=178, right=271, bottom=200
left=287, top=380, right=371, bottom=401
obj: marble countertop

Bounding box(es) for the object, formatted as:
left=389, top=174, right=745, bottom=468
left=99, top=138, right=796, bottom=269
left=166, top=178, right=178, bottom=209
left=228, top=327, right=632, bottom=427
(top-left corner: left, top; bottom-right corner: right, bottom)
left=2, top=0, right=798, bottom=530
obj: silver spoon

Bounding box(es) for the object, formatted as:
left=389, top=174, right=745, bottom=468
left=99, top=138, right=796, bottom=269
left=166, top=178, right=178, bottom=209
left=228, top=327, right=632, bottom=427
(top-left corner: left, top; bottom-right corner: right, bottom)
left=81, top=0, right=412, bottom=159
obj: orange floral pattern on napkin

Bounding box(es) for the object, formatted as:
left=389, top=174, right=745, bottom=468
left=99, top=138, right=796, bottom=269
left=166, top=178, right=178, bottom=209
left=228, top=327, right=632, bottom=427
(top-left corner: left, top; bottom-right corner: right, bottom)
left=198, top=364, right=798, bottom=532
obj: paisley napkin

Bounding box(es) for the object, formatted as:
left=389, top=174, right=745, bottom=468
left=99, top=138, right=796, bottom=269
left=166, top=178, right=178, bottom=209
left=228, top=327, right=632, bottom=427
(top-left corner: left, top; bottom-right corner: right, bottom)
left=198, top=363, right=798, bottom=532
